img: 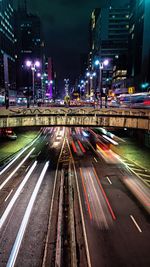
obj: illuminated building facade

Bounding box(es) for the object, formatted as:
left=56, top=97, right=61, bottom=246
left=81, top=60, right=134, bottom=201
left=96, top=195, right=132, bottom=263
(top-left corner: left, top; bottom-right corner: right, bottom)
left=15, top=1, right=43, bottom=98
left=89, top=5, right=129, bottom=90
left=128, top=0, right=150, bottom=91
left=0, top=0, right=16, bottom=103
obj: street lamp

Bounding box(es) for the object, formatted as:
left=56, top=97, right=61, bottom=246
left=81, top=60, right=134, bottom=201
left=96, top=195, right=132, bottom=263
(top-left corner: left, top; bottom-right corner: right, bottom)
left=25, top=60, right=40, bottom=106
left=86, top=71, right=96, bottom=99
left=94, top=58, right=109, bottom=108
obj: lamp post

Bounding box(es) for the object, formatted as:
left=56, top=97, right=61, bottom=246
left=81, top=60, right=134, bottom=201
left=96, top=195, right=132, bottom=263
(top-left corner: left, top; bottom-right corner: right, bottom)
left=95, top=59, right=109, bottom=108
left=25, top=60, right=40, bottom=106
left=86, top=71, right=96, bottom=99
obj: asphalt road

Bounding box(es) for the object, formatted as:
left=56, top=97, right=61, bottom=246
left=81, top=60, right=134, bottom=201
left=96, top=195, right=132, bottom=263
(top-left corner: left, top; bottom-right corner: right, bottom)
left=0, top=127, right=150, bottom=267
left=70, top=128, right=150, bottom=267
left=0, top=127, right=64, bottom=267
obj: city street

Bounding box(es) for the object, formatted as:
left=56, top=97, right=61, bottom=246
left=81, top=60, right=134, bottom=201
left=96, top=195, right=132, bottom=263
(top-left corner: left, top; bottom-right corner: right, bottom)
left=69, top=128, right=150, bottom=267
left=0, top=127, right=63, bottom=266
left=0, top=127, right=149, bottom=266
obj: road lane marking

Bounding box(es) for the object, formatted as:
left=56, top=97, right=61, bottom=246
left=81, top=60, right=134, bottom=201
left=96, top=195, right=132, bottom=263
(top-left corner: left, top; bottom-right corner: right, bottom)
left=6, top=161, right=49, bottom=267
left=106, top=176, right=112, bottom=185
left=0, top=161, right=37, bottom=230
left=5, top=190, right=13, bottom=202
left=93, top=167, right=116, bottom=221
left=94, top=157, right=98, bottom=163
left=0, top=148, right=35, bottom=191
left=130, top=215, right=142, bottom=233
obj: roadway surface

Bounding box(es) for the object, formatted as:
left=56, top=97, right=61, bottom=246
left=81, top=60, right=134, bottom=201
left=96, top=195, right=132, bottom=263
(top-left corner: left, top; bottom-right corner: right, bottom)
left=0, top=127, right=64, bottom=266
left=69, top=128, right=150, bottom=267
left=0, top=127, right=150, bottom=267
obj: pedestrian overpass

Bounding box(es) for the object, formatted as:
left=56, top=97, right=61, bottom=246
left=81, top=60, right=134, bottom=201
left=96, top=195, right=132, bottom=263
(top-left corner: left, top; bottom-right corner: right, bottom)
left=0, top=107, right=149, bottom=130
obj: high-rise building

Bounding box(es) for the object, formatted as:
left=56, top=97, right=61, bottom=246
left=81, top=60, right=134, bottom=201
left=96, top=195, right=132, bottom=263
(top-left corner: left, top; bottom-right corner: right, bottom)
left=89, top=4, right=129, bottom=91
left=0, top=0, right=16, bottom=105
left=128, top=0, right=150, bottom=91
left=15, top=0, right=44, bottom=99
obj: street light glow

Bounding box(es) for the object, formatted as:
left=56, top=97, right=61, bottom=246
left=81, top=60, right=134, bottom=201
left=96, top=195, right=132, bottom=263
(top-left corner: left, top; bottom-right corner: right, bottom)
left=35, top=61, right=40, bottom=67
left=37, top=73, right=41, bottom=78
left=103, top=59, right=109, bottom=66
left=26, top=60, right=32, bottom=67
left=95, top=60, right=99, bottom=66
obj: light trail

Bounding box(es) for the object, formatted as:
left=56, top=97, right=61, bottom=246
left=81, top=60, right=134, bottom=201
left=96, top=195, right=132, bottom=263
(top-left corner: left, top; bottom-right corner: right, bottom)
left=0, top=134, right=40, bottom=176
left=77, top=140, right=86, bottom=153
left=102, top=134, right=118, bottom=146
left=94, top=157, right=98, bottom=163
left=6, top=161, right=49, bottom=267
left=130, top=215, right=142, bottom=233
left=93, top=167, right=116, bottom=220
left=71, top=141, right=77, bottom=153
left=88, top=170, right=108, bottom=228
left=4, top=190, right=13, bottom=202
left=106, top=176, right=112, bottom=185
left=0, top=148, right=35, bottom=191
left=80, top=168, right=92, bottom=220
left=0, top=161, right=37, bottom=229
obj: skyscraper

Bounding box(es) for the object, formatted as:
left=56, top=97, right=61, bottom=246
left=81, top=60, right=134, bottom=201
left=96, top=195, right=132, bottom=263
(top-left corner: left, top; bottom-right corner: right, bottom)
left=89, top=4, right=129, bottom=90
left=0, top=0, right=16, bottom=105
left=128, top=0, right=150, bottom=91
left=15, top=0, right=43, bottom=98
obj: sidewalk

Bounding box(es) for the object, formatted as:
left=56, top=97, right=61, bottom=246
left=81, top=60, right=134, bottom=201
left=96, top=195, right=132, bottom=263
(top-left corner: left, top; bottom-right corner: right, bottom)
left=111, top=137, right=150, bottom=170
left=0, top=131, right=38, bottom=162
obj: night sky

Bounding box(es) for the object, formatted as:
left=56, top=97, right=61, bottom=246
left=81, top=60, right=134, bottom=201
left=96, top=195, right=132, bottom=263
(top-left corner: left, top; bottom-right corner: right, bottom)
left=15, top=0, right=128, bottom=82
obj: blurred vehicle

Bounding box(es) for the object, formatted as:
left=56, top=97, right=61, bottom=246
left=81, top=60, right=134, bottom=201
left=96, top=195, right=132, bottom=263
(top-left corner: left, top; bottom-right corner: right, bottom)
left=0, top=128, right=17, bottom=140
left=0, top=95, right=5, bottom=106
left=108, top=98, right=120, bottom=108
left=6, top=129, right=17, bottom=140
left=118, top=92, right=150, bottom=109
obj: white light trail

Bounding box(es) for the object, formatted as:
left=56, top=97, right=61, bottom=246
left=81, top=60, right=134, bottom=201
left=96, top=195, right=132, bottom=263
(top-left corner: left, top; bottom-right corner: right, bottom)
left=0, top=161, right=37, bottom=230
left=106, top=176, right=112, bottom=185
left=102, top=135, right=118, bottom=146
left=0, top=134, right=40, bottom=176
left=130, top=215, right=142, bottom=233
left=94, top=157, right=98, bottom=162
left=0, top=148, right=35, bottom=191
left=6, top=161, right=49, bottom=267
left=5, top=190, right=13, bottom=202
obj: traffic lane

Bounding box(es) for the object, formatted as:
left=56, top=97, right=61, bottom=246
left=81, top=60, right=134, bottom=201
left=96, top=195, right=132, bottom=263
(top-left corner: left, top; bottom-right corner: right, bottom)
left=0, top=156, right=35, bottom=216
left=0, top=138, right=62, bottom=266
left=0, top=133, right=49, bottom=214
left=0, top=132, right=47, bottom=187
left=74, top=148, right=150, bottom=267
left=0, top=161, right=48, bottom=266
left=93, top=164, right=150, bottom=267
left=14, top=166, right=56, bottom=267
left=0, top=130, right=44, bottom=176
left=79, top=166, right=114, bottom=229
